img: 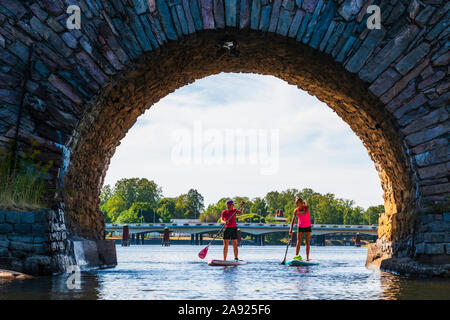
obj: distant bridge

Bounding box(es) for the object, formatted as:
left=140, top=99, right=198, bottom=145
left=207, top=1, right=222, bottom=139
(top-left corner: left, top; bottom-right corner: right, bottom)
left=105, top=223, right=378, bottom=236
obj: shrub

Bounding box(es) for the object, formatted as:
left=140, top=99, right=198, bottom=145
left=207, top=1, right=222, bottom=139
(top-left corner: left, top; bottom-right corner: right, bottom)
left=0, top=140, right=52, bottom=211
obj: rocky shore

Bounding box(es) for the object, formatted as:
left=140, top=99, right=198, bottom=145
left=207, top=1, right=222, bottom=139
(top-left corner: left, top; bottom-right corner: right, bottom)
left=0, top=269, right=32, bottom=280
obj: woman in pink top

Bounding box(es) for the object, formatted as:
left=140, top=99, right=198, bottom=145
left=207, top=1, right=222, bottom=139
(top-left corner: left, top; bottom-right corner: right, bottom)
left=289, top=197, right=312, bottom=261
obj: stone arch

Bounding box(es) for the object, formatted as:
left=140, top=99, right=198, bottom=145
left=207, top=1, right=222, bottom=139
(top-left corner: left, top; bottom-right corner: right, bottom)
left=0, top=0, right=448, bottom=272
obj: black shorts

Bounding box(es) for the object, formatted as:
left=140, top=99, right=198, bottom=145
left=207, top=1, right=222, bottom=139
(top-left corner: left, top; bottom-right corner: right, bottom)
left=298, top=226, right=311, bottom=233
left=223, top=227, right=238, bottom=240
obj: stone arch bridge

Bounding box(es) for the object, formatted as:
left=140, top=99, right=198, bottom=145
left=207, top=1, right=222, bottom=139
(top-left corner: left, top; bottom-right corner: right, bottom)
left=0, top=0, right=448, bottom=276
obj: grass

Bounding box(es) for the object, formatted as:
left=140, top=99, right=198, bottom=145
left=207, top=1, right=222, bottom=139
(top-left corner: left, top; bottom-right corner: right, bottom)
left=0, top=140, right=52, bottom=211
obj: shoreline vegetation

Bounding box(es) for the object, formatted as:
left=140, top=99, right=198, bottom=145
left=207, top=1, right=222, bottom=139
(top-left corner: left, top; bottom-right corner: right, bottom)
left=0, top=140, right=52, bottom=212
left=101, top=178, right=384, bottom=229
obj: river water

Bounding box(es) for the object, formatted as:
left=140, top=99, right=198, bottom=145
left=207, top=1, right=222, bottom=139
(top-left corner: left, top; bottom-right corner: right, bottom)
left=1, top=245, right=449, bottom=300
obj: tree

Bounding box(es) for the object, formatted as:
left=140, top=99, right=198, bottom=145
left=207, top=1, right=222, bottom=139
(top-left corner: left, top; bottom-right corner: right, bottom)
left=114, top=178, right=162, bottom=209
left=251, top=197, right=268, bottom=216
left=100, top=193, right=127, bottom=222
left=186, top=189, right=205, bottom=219
left=100, top=184, right=112, bottom=206
left=364, top=205, right=384, bottom=225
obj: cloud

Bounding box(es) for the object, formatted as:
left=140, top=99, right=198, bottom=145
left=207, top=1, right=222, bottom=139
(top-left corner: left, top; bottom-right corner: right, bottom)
left=104, top=73, right=384, bottom=209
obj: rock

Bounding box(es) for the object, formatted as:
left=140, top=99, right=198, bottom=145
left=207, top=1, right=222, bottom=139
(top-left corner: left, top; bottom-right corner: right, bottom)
left=0, top=268, right=33, bottom=280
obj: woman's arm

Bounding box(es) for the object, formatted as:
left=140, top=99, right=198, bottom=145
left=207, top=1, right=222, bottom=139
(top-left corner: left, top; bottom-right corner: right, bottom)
left=289, top=210, right=296, bottom=234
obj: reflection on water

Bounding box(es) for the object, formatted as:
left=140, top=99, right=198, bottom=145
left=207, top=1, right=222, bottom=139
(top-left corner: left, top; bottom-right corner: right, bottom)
left=1, top=245, right=449, bottom=300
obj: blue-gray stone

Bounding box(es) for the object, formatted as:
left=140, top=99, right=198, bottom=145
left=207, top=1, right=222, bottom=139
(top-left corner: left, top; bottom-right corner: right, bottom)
left=127, top=8, right=154, bottom=51
left=359, top=25, right=419, bottom=83
left=395, top=43, right=430, bottom=75
left=213, top=0, right=225, bottom=29
left=277, top=9, right=294, bottom=36
left=175, top=5, right=189, bottom=34
left=296, top=12, right=311, bottom=42
left=338, top=0, right=364, bottom=21
left=225, top=0, right=238, bottom=27
left=181, top=0, right=196, bottom=33
left=0, top=212, right=4, bottom=224
left=309, top=0, right=336, bottom=49
left=324, top=21, right=345, bottom=54
left=385, top=1, right=406, bottom=25
left=0, top=224, right=12, bottom=233
left=131, top=0, right=149, bottom=14
left=268, top=0, right=282, bottom=33
left=259, top=5, right=272, bottom=31
left=319, top=20, right=336, bottom=51
left=415, top=5, right=435, bottom=26
left=239, top=0, right=251, bottom=28
left=250, top=0, right=262, bottom=30
left=170, top=6, right=183, bottom=36
left=288, top=9, right=304, bottom=38
left=9, top=40, right=29, bottom=63
left=20, top=211, right=35, bottom=224
left=302, top=0, right=324, bottom=44
left=156, top=0, right=178, bottom=40
left=14, top=224, right=32, bottom=234
left=331, top=21, right=355, bottom=58
left=344, top=28, right=386, bottom=73
left=336, top=36, right=356, bottom=62
left=189, top=0, right=203, bottom=30
left=139, top=15, right=159, bottom=49
left=5, top=212, right=19, bottom=224
left=425, top=10, right=450, bottom=41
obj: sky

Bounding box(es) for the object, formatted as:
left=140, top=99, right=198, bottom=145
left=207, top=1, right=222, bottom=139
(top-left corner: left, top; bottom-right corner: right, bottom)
left=103, top=73, right=384, bottom=209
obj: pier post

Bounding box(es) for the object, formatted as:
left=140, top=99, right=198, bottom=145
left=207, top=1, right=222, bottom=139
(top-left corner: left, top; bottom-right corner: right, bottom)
left=191, top=234, right=195, bottom=245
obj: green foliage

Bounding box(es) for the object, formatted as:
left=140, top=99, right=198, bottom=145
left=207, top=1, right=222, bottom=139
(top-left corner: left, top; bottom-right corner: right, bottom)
left=100, top=178, right=383, bottom=226
left=237, top=213, right=265, bottom=223
left=0, top=140, right=52, bottom=211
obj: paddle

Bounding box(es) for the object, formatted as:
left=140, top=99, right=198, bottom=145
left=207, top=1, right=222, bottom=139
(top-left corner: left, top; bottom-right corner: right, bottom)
left=198, top=201, right=245, bottom=259
left=281, top=236, right=291, bottom=265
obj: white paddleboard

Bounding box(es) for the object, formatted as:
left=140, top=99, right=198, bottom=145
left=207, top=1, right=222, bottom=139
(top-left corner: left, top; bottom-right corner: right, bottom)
left=286, top=259, right=319, bottom=266
left=208, top=259, right=248, bottom=266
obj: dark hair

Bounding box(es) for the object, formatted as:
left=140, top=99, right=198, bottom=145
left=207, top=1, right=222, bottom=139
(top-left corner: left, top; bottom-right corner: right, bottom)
left=295, top=197, right=303, bottom=203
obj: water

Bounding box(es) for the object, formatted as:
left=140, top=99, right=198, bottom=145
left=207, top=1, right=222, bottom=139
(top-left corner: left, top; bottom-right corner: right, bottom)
left=1, top=245, right=449, bottom=300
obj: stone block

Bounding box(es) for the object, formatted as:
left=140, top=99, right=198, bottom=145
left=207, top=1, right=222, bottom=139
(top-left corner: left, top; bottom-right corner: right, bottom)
left=5, top=212, right=19, bottom=224
left=426, top=221, right=450, bottom=233
left=0, top=224, right=13, bottom=234
left=395, top=43, right=430, bottom=75
left=414, top=242, right=425, bottom=255
left=32, top=223, right=48, bottom=235
left=97, top=240, right=118, bottom=266
left=444, top=212, right=450, bottom=223
left=0, top=240, right=9, bottom=248
left=424, top=243, right=444, bottom=255
left=14, top=224, right=32, bottom=234
left=424, top=232, right=446, bottom=243
left=9, top=241, right=34, bottom=252
left=0, top=247, right=9, bottom=257
left=23, top=255, right=52, bottom=275
left=20, top=211, right=35, bottom=224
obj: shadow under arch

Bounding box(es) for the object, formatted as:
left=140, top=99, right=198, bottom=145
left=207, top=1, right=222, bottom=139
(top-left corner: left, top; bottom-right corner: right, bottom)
left=64, top=30, right=415, bottom=258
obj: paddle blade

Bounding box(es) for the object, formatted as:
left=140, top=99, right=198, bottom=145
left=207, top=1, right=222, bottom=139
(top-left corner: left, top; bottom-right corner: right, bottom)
left=198, top=246, right=209, bottom=259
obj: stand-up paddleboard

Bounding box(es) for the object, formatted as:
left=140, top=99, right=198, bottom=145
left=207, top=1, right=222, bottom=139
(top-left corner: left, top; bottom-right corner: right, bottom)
left=208, top=259, right=248, bottom=266
left=286, top=260, right=319, bottom=266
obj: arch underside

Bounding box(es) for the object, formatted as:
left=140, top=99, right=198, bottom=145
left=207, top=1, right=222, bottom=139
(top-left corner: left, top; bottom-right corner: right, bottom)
left=65, top=31, right=414, bottom=244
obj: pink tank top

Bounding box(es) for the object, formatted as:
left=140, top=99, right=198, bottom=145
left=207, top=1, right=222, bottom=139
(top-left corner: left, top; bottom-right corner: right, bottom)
left=296, top=206, right=311, bottom=228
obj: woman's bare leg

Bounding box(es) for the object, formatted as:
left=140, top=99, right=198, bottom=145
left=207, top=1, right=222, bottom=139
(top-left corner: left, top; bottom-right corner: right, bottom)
left=305, top=232, right=311, bottom=261
left=232, top=239, right=238, bottom=259
left=223, top=239, right=229, bottom=260
left=296, top=232, right=304, bottom=256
